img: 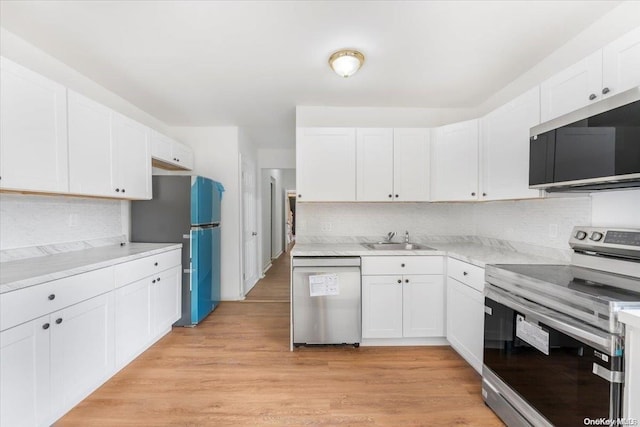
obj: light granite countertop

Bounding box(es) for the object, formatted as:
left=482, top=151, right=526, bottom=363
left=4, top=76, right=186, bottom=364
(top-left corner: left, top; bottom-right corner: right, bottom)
left=291, top=241, right=563, bottom=268
left=0, top=243, right=182, bottom=294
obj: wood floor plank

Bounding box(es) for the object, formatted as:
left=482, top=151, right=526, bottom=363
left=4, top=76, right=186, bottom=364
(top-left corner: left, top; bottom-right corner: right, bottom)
left=58, top=251, right=503, bottom=426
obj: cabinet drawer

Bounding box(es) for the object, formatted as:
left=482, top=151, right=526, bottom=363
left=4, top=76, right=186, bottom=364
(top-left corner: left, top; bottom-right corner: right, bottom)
left=361, top=256, right=443, bottom=275
left=114, top=249, right=181, bottom=288
left=0, top=267, right=114, bottom=332
left=447, top=258, right=484, bottom=292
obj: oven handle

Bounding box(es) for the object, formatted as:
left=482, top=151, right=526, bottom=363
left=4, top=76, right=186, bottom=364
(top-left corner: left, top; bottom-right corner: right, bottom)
left=485, top=286, right=618, bottom=356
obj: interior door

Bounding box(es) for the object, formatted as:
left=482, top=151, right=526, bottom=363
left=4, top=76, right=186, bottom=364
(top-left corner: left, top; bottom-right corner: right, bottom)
left=242, top=156, right=259, bottom=295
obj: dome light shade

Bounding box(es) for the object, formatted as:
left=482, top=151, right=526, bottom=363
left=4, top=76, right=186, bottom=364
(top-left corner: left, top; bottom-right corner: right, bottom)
left=328, top=49, right=365, bottom=78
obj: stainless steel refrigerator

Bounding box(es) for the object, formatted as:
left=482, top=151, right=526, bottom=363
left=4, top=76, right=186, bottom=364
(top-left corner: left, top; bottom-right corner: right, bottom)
left=131, top=175, right=223, bottom=326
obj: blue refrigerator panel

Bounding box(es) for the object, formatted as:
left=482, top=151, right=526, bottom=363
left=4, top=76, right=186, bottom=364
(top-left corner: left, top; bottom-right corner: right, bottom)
left=190, top=226, right=221, bottom=324
left=191, top=176, right=222, bottom=226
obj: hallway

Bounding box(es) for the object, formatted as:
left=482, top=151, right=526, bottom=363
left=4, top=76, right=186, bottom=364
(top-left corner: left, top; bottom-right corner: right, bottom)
left=244, top=246, right=292, bottom=302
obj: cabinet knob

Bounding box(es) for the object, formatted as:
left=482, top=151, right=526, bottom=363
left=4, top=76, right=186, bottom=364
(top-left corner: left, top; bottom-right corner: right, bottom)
left=482, top=192, right=487, bottom=197
left=298, top=194, right=302, bottom=198
left=152, top=279, right=157, bottom=283
left=471, top=192, right=476, bottom=196
left=157, top=277, right=161, bottom=282
left=589, top=93, right=597, bottom=101
left=154, top=262, right=158, bottom=266
left=395, top=194, right=399, bottom=198
left=177, top=159, right=180, bottom=162
left=388, top=194, right=392, bottom=198
left=122, top=189, right=126, bottom=193
left=463, top=271, right=468, bottom=276
left=397, top=279, right=402, bottom=284
left=42, top=323, right=50, bottom=330
left=48, top=294, right=55, bottom=301
left=401, top=263, right=405, bottom=267
left=55, top=318, right=63, bottom=325
left=115, top=188, right=120, bottom=192
left=602, top=87, right=610, bottom=95
left=405, top=279, right=409, bottom=283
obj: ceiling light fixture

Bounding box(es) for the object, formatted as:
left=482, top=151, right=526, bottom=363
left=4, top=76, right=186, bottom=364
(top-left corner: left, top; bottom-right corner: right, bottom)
left=328, top=49, right=365, bottom=78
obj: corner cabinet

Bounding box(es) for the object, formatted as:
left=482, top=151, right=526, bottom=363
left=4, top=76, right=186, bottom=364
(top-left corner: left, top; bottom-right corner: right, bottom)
left=296, top=127, right=356, bottom=201
left=446, top=258, right=485, bottom=374
left=150, top=130, right=194, bottom=171
left=430, top=119, right=479, bottom=201
left=0, top=57, right=69, bottom=194
left=480, top=87, right=541, bottom=201
left=361, top=256, right=444, bottom=340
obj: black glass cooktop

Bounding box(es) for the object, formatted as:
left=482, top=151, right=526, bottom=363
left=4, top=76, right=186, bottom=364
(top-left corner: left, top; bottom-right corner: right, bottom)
left=490, top=264, right=640, bottom=302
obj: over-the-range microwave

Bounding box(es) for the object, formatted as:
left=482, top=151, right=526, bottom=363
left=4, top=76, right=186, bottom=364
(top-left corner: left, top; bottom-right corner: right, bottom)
left=529, top=88, right=640, bottom=192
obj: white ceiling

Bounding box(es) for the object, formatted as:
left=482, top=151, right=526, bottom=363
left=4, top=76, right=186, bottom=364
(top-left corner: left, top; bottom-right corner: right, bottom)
left=0, top=1, right=622, bottom=149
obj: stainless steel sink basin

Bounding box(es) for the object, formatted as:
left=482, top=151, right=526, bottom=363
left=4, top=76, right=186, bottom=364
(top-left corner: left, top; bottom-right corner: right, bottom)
left=364, top=242, right=435, bottom=250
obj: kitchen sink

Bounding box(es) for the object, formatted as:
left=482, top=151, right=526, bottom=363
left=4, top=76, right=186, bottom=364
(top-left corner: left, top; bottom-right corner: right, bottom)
left=364, top=242, right=435, bottom=250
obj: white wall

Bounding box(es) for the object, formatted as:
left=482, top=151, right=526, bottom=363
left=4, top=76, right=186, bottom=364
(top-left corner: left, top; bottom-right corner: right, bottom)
left=0, top=194, right=125, bottom=250
left=258, top=148, right=296, bottom=169
left=296, top=106, right=477, bottom=128
left=591, top=189, right=640, bottom=228
left=169, top=126, right=244, bottom=301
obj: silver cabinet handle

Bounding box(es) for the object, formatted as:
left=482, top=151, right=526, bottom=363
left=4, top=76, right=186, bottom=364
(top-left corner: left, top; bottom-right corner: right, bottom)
left=592, top=363, right=624, bottom=383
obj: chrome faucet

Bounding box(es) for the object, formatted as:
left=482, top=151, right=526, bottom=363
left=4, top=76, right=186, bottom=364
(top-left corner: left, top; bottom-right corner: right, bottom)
left=404, top=230, right=410, bottom=243
left=385, top=231, right=396, bottom=243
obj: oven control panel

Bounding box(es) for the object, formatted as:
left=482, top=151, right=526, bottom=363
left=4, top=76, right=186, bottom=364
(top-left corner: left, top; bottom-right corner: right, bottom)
left=570, top=226, right=640, bottom=257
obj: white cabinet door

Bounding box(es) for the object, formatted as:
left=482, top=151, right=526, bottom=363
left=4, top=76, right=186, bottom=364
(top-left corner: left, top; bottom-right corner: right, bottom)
left=603, top=26, right=640, bottom=98
left=447, top=277, right=484, bottom=374
left=393, top=128, right=430, bottom=202
left=0, top=317, right=51, bottom=427
left=152, top=266, right=181, bottom=335
left=362, top=275, right=403, bottom=338
left=67, top=90, right=114, bottom=197
left=402, top=275, right=444, bottom=337
left=150, top=130, right=173, bottom=162
left=356, top=128, right=394, bottom=201
left=431, top=119, right=479, bottom=201
left=0, top=57, right=68, bottom=193
left=481, top=87, right=541, bottom=201
left=50, top=293, right=114, bottom=419
left=112, top=113, right=151, bottom=199
left=114, top=277, right=152, bottom=368
left=296, top=127, right=356, bottom=201
left=172, top=142, right=194, bottom=170
left=540, top=51, right=602, bottom=122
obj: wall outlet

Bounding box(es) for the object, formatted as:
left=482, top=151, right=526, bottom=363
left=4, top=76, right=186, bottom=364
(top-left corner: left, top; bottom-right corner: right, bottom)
left=548, top=223, right=558, bottom=238
left=321, top=222, right=332, bottom=232
left=68, top=213, right=79, bottom=227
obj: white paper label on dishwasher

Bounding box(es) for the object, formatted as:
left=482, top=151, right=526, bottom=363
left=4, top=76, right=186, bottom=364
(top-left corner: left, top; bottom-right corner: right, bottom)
left=309, top=274, right=339, bottom=297
left=516, top=314, right=549, bottom=355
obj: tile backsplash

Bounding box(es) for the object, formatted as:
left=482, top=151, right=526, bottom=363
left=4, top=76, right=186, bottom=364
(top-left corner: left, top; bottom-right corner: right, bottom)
left=297, top=196, right=592, bottom=251
left=0, top=194, right=127, bottom=251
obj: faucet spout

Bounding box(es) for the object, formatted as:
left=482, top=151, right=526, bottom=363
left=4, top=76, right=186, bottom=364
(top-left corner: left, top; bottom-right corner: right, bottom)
left=386, top=232, right=396, bottom=243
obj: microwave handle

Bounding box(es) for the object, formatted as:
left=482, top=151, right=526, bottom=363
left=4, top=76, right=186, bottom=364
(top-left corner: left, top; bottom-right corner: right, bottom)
left=592, top=363, right=624, bottom=384
left=485, top=286, right=618, bottom=356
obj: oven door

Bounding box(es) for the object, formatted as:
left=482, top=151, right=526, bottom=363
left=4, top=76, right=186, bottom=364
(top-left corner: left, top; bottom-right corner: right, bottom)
left=483, top=285, right=623, bottom=426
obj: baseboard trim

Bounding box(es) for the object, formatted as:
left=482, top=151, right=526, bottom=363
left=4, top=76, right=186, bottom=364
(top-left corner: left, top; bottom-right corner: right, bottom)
left=360, top=337, right=449, bottom=347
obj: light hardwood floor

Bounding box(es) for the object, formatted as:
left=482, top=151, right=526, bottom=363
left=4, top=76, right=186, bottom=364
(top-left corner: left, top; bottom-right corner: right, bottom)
left=59, top=251, right=504, bottom=426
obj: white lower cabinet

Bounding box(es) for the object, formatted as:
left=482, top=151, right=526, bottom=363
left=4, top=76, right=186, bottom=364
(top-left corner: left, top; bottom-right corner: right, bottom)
left=361, top=256, right=444, bottom=340
left=0, top=248, right=181, bottom=427
left=446, top=258, right=485, bottom=374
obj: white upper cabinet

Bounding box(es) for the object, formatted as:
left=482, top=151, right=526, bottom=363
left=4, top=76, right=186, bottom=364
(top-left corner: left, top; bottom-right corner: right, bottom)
left=112, top=113, right=151, bottom=199
left=602, top=26, right=640, bottom=99
left=393, top=128, right=430, bottom=202
left=356, top=128, right=394, bottom=201
left=296, top=127, right=356, bottom=201
left=68, top=91, right=151, bottom=200
left=540, top=51, right=602, bottom=122
left=541, top=27, right=640, bottom=122
left=481, top=87, right=541, bottom=201
left=68, top=91, right=114, bottom=197
left=430, top=119, right=479, bottom=201
left=0, top=57, right=69, bottom=193
left=150, top=130, right=194, bottom=171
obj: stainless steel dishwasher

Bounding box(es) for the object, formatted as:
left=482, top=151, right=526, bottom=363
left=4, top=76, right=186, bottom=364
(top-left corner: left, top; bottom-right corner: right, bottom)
left=292, top=257, right=361, bottom=347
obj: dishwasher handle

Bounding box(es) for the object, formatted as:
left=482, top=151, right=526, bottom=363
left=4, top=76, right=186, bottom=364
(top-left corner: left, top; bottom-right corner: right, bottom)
left=292, top=257, right=361, bottom=268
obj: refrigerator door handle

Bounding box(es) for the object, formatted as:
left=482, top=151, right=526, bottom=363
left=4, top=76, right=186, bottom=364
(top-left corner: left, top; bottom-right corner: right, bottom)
left=183, top=234, right=191, bottom=239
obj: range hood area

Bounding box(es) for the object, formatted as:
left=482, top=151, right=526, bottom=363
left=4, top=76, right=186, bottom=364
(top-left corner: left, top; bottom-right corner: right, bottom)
left=529, top=86, right=640, bottom=192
